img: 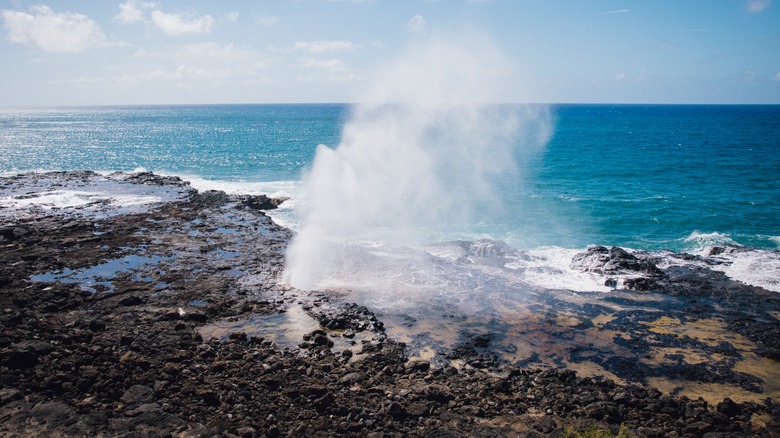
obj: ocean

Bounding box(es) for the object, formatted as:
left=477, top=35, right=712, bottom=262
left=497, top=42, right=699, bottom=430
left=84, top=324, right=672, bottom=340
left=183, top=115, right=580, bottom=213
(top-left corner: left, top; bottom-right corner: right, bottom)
left=2, top=104, right=779, bottom=296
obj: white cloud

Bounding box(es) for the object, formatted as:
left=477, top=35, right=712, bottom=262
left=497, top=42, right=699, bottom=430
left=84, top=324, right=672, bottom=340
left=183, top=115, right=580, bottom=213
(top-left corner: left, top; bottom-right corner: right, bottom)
left=139, top=42, right=267, bottom=81
left=114, top=0, right=155, bottom=24
left=183, top=42, right=258, bottom=60
left=601, top=9, right=629, bottom=15
left=775, top=72, right=780, bottom=81
left=150, top=10, right=214, bottom=36
left=256, top=16, right=279, bottom=26
left=298, top=58, right=360, bottom=82
left=746, top=0, right=772, bottom=13
left=223, top=12, right=240, bottom=23
left=407, top=15, right=426, bottom=33
left=293, top=40, right=356, bottom=53
left=115, top=3, right=215, bottom=35
left=1, top=5, right=108, bottom=53
left=131, top=48, right=160, bottom=58
left=615, top=73, right=626, bottom=81
left=303, top=59, right=346, bottom=69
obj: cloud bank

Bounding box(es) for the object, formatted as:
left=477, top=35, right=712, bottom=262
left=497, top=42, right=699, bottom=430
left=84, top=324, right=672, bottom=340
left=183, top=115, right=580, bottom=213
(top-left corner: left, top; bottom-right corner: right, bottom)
left=2, top=5, right=108, bottom=53
left=293, top=40, right=357, bottom=53
left=150, top=10, right=214, bottom=36
left=114, top=0, right=155, bottom=25
left=115, top=1, right=214, bottom=36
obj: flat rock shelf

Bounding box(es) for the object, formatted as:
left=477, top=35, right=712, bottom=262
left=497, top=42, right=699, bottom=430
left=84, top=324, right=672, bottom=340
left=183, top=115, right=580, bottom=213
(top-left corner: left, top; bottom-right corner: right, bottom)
left=1, top=171, right=778, bottom=437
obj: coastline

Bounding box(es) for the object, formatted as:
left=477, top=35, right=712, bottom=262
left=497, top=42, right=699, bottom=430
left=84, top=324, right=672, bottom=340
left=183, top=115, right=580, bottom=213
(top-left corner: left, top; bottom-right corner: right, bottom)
left=1, top=171, right=778, bottom=437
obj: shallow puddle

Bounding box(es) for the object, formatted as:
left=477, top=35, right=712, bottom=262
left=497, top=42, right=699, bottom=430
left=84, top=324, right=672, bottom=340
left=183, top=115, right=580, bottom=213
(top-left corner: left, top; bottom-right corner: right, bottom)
left=198, top=305, right=373, bottom=357
left=30, top=253, right=173, bottom=293
left=371, top=289, right=780, bottom=404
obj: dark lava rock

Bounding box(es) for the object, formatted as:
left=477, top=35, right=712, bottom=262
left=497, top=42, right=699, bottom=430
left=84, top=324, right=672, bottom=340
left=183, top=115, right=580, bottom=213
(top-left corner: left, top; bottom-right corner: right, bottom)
left=2, top=340, right=55, bottom=369
left=307, top=300, right=385, bottom=333
left=238, top=194, right=289, bottom=210
left=447, top=332, right=500, bottom=369
left=717, top=397, right=742, bottom=417
left=0, top=171, right=776, bottom=438
left=116, top=171, right=191, bottom=188
left=302, top=329, right=335, bottom=349
left=706, top=244, right=747, bottom=256
left=120, top=384, right=154, bottom=406
left=571, top=245, right=665, bottom=277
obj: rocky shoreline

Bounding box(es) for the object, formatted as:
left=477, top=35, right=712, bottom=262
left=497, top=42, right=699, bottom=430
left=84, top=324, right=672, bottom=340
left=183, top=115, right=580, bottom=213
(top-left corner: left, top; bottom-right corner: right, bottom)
left=1, top=171, right=778, bottom=437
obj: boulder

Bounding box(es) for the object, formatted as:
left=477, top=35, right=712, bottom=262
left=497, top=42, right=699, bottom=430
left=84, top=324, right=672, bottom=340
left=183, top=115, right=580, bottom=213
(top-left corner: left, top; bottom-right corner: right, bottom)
left=238, top=195, right=288, bottom=210
left=571, top=245, right=664, bottom=277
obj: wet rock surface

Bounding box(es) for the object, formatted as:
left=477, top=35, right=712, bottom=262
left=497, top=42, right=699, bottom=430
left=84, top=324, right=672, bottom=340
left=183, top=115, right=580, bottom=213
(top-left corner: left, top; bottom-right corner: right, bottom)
left=1, top=171, right=778, bottom=437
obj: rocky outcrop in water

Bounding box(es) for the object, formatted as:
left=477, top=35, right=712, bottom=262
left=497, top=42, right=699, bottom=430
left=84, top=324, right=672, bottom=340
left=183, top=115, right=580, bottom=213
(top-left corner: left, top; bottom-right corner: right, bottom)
left=571, top=245, right=665, bottom=290
left=571, top=245, right=665, bottom=277
left=569, top=244, right=780, bottom=363
left=570, top=244, right=774, bottom=295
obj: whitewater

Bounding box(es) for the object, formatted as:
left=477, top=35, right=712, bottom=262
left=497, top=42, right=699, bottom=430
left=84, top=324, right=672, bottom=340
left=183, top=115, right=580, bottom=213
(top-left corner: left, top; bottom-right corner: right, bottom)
left=282, top=36, right=780, bottom=307
left=2, top=39, right=779, bottom=308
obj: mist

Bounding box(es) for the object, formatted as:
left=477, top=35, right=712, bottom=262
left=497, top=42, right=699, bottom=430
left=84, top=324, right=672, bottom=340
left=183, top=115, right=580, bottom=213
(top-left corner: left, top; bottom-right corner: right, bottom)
left=284, top=35, right=553, bottom=294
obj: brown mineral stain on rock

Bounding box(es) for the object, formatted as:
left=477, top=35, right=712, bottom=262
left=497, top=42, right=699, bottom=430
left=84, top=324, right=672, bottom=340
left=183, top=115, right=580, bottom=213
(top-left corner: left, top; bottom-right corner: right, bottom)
left=734, top=355, right=780, bottom=399
left=648, top=376, right=775, bottom=406
left=591, top=313, right=615, bottom=326
left=563, top=360, right=627, bottom=386
left=555, top=313, right=583, bottom=327
left=750, top=412, right=772, bottom=430
left=582, top=327, right=630, bottom=352
left=649, top=346, right=710, bottom=365
left=641, top=316, right=682, bottom=334
left=669, top=318, right=754, bottom=351
left=644, top=334, right=780, bottom=405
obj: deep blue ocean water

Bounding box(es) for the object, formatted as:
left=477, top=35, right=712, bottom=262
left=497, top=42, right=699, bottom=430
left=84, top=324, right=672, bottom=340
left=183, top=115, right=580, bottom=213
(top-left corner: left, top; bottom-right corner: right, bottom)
left=2, top=104, right=777, bottom=255
left=536, top=104, right=780, bottom=251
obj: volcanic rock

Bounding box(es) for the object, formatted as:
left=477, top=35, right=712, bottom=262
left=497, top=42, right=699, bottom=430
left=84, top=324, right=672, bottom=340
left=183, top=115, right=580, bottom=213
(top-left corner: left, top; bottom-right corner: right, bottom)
left=571, top=245, right=664, bottom=277
left=0, top=171, right=776, bottom=437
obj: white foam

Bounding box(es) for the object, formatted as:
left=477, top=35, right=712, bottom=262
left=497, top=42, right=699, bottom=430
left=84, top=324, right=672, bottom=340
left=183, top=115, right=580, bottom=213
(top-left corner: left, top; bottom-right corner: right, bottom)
left=0, top=188, right=164, bottom=210
left=508, top=247, right=613, bottom=292
left=182, top=175, right=300, bottom=199
left=289, top=239, right=621, bottom=319
left=684, top=231, right=737, bottom=253
left=159, top=173, right=302, bottom=229
left=710, top=249, right=780, bottom=293
left=0, top=174, right=191, bottom=218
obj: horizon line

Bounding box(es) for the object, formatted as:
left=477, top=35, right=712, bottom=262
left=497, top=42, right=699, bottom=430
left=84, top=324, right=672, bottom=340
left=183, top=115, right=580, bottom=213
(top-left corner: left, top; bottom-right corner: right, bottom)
left=3, top=102, right=780, bottom=109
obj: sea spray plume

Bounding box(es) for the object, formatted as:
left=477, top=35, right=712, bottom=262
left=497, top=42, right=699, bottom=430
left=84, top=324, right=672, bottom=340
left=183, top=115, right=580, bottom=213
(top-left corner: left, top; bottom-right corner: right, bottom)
left=284, top=36, right=552, bottom=293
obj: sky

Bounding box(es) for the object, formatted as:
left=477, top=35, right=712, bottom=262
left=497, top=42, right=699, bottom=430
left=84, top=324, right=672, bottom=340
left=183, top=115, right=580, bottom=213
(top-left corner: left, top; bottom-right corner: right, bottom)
left=1, top=0, right=778, bottom=106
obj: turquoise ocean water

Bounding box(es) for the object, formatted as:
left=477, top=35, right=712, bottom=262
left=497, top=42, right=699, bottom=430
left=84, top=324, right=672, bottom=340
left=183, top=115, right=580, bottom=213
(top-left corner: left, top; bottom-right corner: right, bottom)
left=2, top=104, right=778, bottom=252
left=2, top=104, right=779, bottom=294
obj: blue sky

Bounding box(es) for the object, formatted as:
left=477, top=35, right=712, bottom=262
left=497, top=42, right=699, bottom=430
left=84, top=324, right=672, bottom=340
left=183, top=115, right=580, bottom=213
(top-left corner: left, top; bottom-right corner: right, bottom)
left=1, top=0, right=778, bottom=105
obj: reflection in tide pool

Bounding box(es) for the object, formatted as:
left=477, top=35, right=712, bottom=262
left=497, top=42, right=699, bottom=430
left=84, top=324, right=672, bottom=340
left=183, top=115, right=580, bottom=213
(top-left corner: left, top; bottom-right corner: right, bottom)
left=30, top=253, right=173, bottom=293
left=198, top=305, right=372, bottom=356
